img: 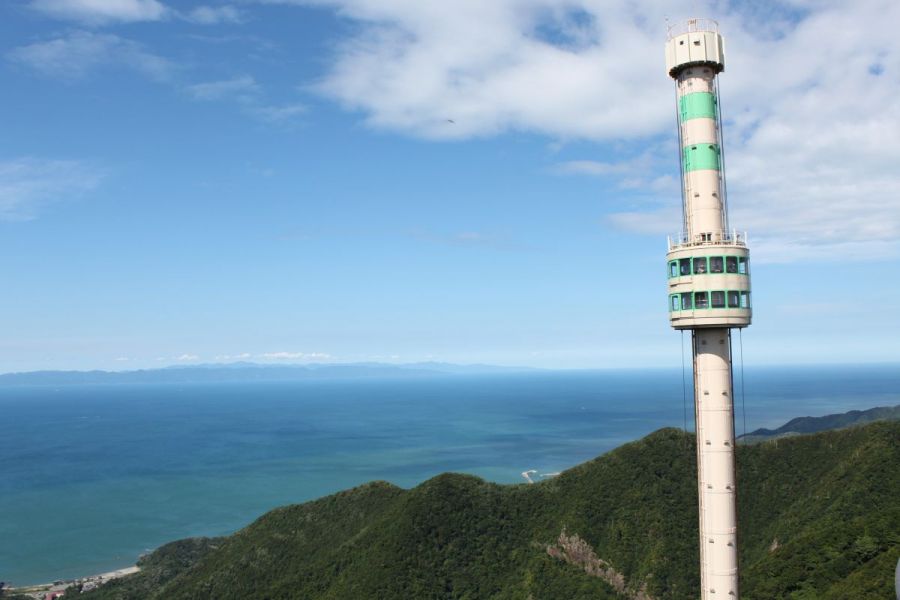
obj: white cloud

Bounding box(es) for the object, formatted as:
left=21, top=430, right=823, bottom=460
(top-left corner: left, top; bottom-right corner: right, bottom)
left=0, top=157, right=104, bottom=220
left=718, top=5, right=900, bottom=261
left=29, top=0, right=169, bottom=24
left=552, top=153, right=679, bottom=193
left=18, top=1, right=897, bottom=262
left=214, top=353, right=252, bottom=360
left=186, top=75, right=260, bottom=100
left=29, top=0, right=245, bottom=26
left=8, top=31, right=172, bottom=81
left=114, top=356, right=130, bottom=361
left=597, top=1, right=900, bottom=261
left=287, top=0, right=671, bottom=141
left=261, top=0, right=900, bottom=261
left=30, top=0, right=247, bottom=26
left=176, top=353, right=200, bottom=361
left=185, top=5, right=244, bottom=24
left=260, top=351, right=332, bottom=360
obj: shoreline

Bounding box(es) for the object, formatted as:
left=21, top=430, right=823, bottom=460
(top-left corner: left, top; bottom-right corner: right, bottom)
left=6, top=565, right=140, bottom=598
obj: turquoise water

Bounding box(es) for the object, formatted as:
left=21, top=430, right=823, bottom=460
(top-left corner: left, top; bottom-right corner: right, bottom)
left=2, top=367, right=898, bottom=586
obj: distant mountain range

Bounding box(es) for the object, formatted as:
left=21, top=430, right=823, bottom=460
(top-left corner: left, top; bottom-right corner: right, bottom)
left=0, top=362, right=539, bottom=386
left=738, top=405, right=900, bottom=444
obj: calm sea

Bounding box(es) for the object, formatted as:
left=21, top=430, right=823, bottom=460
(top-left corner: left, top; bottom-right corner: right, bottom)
left=2, top=366, right=898, bottom=585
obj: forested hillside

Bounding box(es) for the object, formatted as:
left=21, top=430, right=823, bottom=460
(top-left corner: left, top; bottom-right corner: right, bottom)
left=77, top=421, right=900, bottom=600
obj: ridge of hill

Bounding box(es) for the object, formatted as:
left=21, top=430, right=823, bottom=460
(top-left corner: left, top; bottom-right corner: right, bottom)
left=73, top=420, right=900, bottom=599
left=738, top=404, right=900, bottom=443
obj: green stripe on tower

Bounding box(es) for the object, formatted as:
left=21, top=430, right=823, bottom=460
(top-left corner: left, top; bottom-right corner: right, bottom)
left=679, top=92, right=717, bottom=121
left=683, top=144, right=721, bottom=172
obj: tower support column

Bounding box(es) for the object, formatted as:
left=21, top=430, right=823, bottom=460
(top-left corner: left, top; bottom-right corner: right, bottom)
left=693, top=328, right=739, bottom=598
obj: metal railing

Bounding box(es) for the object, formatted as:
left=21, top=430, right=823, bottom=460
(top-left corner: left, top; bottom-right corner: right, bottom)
left=667, top=229, right=747, bottom=251
left=667, top=18, right=719, bottom=39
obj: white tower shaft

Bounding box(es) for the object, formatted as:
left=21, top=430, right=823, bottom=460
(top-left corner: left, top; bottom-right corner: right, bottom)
left=664, top=19, right=752, bottom=599
left=693, top=328, right=739, bottom=598
left=676, top=67, right=726, bottom=240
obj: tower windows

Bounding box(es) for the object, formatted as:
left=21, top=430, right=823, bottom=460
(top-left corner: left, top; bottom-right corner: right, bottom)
left=667, top=255, right=749, bottom=276
left=695, top=291, right=709, bottom=309
left=727, top=291, right=740, bottom=308
left=693, top=257, right=708, bottom=274
left=669, top=290, right=749, bottom=312
left=725, top=256, right=738, bottom=273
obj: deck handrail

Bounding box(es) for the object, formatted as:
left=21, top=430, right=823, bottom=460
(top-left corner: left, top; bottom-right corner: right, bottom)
left=667, top=18, right=719, bottom=40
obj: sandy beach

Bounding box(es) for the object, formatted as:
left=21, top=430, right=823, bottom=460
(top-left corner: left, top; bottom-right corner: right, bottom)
left=6, top=565, right=140, bottom=598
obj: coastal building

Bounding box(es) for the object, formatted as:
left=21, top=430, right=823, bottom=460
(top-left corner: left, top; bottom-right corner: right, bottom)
left=664, top=18, right=751, bottom=599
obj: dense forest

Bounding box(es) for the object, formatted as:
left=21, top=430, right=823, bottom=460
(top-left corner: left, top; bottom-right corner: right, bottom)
left=73, top=421, right=899, bottom=599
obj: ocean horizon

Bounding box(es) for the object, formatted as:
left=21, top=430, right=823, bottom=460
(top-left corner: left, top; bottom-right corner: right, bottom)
left=2, top=364, right=898, bottom=586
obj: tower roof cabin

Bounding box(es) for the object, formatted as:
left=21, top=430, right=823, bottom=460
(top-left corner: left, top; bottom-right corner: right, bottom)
left=665, top=19, right=725, bottom=78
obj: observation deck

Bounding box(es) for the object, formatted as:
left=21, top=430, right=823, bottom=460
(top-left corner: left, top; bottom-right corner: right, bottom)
left=666, top=232, right=751, bottom=330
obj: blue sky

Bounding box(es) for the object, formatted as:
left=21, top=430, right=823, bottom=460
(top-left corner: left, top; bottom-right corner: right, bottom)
left=1, top=0, right=898, bottom=372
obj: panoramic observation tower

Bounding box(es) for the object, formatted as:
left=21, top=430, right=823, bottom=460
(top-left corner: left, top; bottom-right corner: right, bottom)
left=664, top=19, right=751, bottom=599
